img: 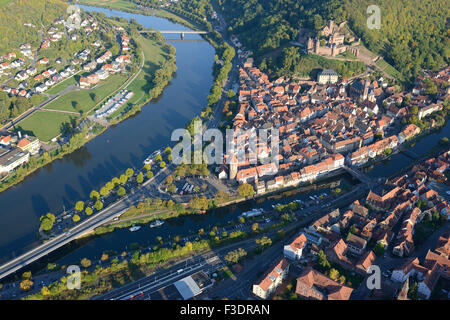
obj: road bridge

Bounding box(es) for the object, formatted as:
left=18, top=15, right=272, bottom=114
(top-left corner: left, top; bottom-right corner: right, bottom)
left=138, top=30, right=208, bottom=39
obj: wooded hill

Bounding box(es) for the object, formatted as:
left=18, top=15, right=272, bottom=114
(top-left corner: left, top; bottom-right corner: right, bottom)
left=216, top=0, right=449, bottom=82
left=0, top=0, right=67, bottom=55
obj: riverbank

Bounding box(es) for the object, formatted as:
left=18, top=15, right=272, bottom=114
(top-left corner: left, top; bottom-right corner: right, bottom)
left=76, top=0, right=202, bottom=31
left=0, top=17, right=176, bottom=195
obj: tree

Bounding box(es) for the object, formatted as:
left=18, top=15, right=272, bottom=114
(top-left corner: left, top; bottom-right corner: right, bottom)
left=40, top=213, right=55, bottom=231
left=117, top=187, right=126, bottom=197
left=85, top=207, right=93, bottom=216
left=90, top=190, right=100, bottom=201
left=81, top=258, right=92, bottom=268
left=328, top=268, right=340, bottom=280
left=237, top=183, right=254, bottom=197
left=100, top=186, right=109, bottom=197
left=75, top=201, right=84, bottom=212
left=373, top=242, right=386, bottom=256
left=252, top=223, right=259, bottom=232
left=256, top=236, right=272, bottom=248
left=224, top=248, right=247, bottom=264
left=408, top=281, right=418, bottom=300
left=120, top=174, right=128, bottom=185
left=73, top=214, right=81, bottom=223
left=214, top=190, right=230, bottom=204
left=126, top=168, right=134, bottom=178
left=226, top=89, right=236, bottom=98
left=136, top=172, right=144, bottom=184
left=94, top=200, right=103, bottom=211
left=160, top=161, right=166, bottom=168
left=22, top=271, right=32, bottom=280
left=317, top=250, right=331, bottom=271
left=112, top=177, right=120, bottom=187
left=41, top=286, right=50, bottom=296
left=154, top=154, right=162, bottom=162
left=146, top=171, right=154, bottom=179
left=20, top=280, right=33, bottom=292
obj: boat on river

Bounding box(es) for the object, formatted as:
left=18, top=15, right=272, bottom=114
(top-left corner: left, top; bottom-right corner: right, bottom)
left=129, top=225, right=141, bottom=232
left=239, top=208, right=264, bottom=218
left=143, top=150, right=161, bottom=165
left=150, top=220, right=164, bottom=228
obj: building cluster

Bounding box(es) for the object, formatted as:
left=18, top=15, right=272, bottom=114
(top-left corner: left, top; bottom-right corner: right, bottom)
left=252, top=151, right=449, bottom=300
left=0, top=14, right=113, bottom=99
left=79, top=29, right=132, bottom=89
left=253, top=227, right=357, bottom=300
left=305, top=204, right=378, bottom=275
left=229, top=35, right=253, bottom=61
left=365, top=150, right=450, bottom=258
left=223, top=61, right=446, bottom=195
left=0, top=131, right=40, bottom=174
left=391, top=231, right=449, bottom=299
left=307, top=20, right=360, bottom=58
left=79, top=51, right=131, bottom=88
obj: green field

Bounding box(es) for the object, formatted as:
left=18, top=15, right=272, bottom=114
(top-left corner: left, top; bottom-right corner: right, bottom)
left=44, top=74, right=128, bottom=113
left=108, top=34, right=169, bottom=118
left=376, top=58, right=402, bottom=80
left=14, top=111, right=75, bottom=142
left=0, top=0, right=14, bottom=7
left=45, top=75, right=79, bottom=95
left=77, top=0, right=139, bottom=11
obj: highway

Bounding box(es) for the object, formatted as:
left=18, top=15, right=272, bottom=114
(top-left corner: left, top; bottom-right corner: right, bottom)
left=0, top=191, right=143, bottom=280
left=0, top=6, right=377, bottom=284
left=0, top=161, right=209, bottom=281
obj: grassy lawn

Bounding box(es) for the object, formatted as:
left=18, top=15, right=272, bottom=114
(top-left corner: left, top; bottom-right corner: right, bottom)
left=0, top=0, right=14, bottom=7
left=108, top=35, right=168, bottom=118
left=43, top=74, right=128, bottom=113
left=376, top=58, right=402, bottom=79
left=13, top=111, right=76, bottom=142
left=45, top=75, right=79, bottom=95
left=78, top=0, right=139, bottom=11
left=336, top=50, right=358, bottom=60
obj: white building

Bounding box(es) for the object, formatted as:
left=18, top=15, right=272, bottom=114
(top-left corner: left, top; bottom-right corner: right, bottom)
left=0, top=147, right=30, bottom=174
left=317, top=69, right=338, bottom=84
left=252, top=258, right=289, bottom=299
left=284, top=233, right=307, bottom=260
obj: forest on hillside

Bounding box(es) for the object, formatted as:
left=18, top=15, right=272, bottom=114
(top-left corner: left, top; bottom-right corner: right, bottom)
left=0, top=0, right=67, bottom=54
left=215, top=0, right=449, bottom=82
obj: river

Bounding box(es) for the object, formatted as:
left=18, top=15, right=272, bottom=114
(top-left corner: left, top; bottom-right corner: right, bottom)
left=0, top=5, right=215, bottom=263
left=0, top=5, right=449, bottom=269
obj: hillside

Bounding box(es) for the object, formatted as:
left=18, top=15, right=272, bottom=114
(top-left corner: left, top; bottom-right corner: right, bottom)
left=0, top=0, right=68, bottom=54
left=216, top=0, right=449, bottom=82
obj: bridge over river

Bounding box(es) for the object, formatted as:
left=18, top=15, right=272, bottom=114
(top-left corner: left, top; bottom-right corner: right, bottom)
left=139, top=29, right=208, bottom=39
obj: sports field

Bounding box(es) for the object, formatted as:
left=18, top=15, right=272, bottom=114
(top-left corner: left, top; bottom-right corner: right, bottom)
left=14, top=111, right=76, bottom=142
